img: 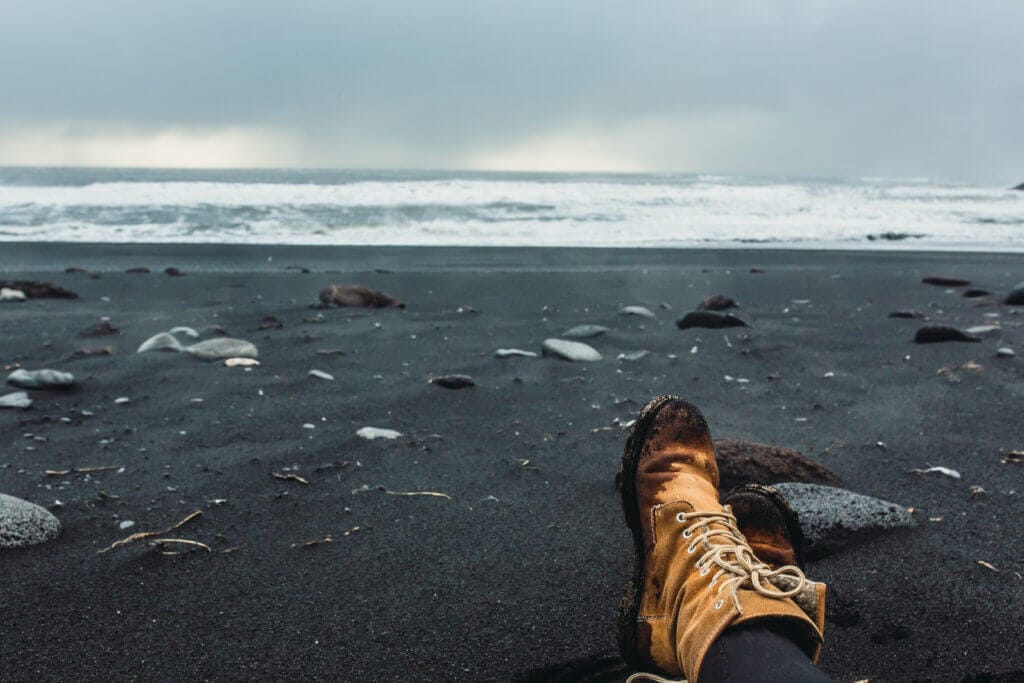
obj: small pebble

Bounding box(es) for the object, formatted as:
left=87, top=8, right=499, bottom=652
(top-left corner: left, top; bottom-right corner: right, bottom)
left=114, top=397, right=130, bottom=405
left=997, top=347, right=1015, bottom=357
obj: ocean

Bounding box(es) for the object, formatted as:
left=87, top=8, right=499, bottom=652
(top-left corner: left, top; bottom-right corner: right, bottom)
left=0, top=167, right=1021, bottom=250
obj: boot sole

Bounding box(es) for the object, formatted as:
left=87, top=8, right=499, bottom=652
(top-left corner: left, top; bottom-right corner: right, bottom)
left=616, top=394, right=679, bottom=670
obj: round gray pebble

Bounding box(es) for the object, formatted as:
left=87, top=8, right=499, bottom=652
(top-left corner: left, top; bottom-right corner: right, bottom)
left=0, top=493, right=61, bottom=549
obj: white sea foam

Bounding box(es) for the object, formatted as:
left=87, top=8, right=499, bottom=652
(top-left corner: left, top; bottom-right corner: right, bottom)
left=0, top=174, right=1021, bottom=249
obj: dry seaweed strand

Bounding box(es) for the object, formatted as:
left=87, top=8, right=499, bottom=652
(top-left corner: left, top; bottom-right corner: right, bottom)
left=152, top=538, right=212, bottom=555
left=98, top=510, right=202, bottom=554
left=293, top=535, right=334, bottom=548
left=272, top=471, right=310, bottom=485
left=46, top=465, right=121, bottom=476
left=381, top=487, right=451, bottom=500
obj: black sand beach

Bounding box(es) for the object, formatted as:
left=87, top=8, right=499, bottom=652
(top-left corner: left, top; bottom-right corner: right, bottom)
left=2, top=244, right=1023, bottom=682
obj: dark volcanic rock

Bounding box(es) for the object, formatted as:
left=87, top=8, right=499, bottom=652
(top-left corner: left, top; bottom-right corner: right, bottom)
left=677, top=311, right=748, bottom=330
left=126, top=267, right=151, bottom=274
left=772, top=483, right=915, bottom=560
left=963, top=288, right=991, bottom=298
left=65, top=267, right=88, bottom=274
left=0, top=280, right=78, bottom=299
left=698, top=294, right=738, bottom=311
left=922, top=276, right=971, bottom=287
left=1013, top=182, right=1024, bottom=191
left=72, top=346, right=116, bottom=358
left=1005, top=282, right=1024, bottom=306
left=430, top=374, right=475, bottom=389
left=712, top=439, right=840, bottom=491
left=914, top=325, right=981, bottom=343
left=258, top=315, right=284, bottom=330
left=164, top=267, right=186, bottom=277
left=889, top=310, right=924, bottom=319
left=79, top=320, right=120, bottom=337
left=320, top=285, right=405, bottom=308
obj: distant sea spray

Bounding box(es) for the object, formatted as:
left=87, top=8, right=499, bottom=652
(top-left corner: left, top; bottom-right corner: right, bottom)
left=0, top=168, right=1021, bottom=250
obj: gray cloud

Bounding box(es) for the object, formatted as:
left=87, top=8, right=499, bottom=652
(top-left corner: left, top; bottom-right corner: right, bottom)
left=1, top=1, right=1022, bottom=178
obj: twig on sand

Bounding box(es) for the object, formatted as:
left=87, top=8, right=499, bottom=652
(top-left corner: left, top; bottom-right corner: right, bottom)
left=977, top=560, right=1000, bottom=573
left=272, top=471, right=310, bottom=485
left=152, top=538, right=212, bottom=555
left=294, top=535, right=334, bottom=548
left=351, top=484, right=451, bottom=500
left=46, top=465, right=121, bottom=476
left=98, top=510, right=202, bottom=554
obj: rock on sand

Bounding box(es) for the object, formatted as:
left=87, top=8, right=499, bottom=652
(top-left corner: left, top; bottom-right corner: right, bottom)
left=356, top=426, right=403, bottom=440
left=186, top=338, right=258, bottom=360
left=431, top=374, right=475, bottom=389
left=541, top=339, right=602, bottom=362
left=773, top=483, right=915, bottom=559
left=619, top=305, right=655, bottom=318
left=0, top=493, right=61, bottom=549
left=320, top=285, right=404, bottom=308
left=494, top=348, right=539, bottom=358
left=676, top=312, right=748, bottom=330
left=1005, top=282, right=1024, bottom=306
left=7, top=369, right=75, bottom=389
left=914, top=325, right=980, bottom=344
left=713, top=439, right=841, bottom=491
left=1, top=288, right=26, bottom=302
left=0, top=392, right=32, bottom=409
left=562, top=325, right=609, bottom=339
left=137, top=332, right=185, bottom=353
left=698, top=294, right=738, bottom=311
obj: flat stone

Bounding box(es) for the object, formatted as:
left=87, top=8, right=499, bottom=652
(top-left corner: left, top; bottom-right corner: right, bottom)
left=541, top=338, right=602, bottom=362
left=0, top=288, right=26, bottom=302
left=1005, top=282, right=1024, bottom=306
left=169, top=326, right=200, bottom=338
left=308, top=369, right=335, bottom=381
left=562, top=325, right=609, bottom=339
left=997, top=347, right=1015, bottom=357
left=430, top=374, right=475, bottom=389
left=699, top=294, right=738, bottom=311
left=713, top=439, right=841, bottom=492
left=889, top=310, right=924, bottom=319
left=224, top=358, right=260, bottom=367
left=0, top=280, right=78, bottom=299
left=7, top=369, right=75, bottom=389
left=922, top=276, right=970, bottom=287
left=963, top=289, right=991, bottom=298
left=494, top=348, right=539, bottom=358
left=964, top=325, right=1001, bottom=336
left=676, top=312, right=748, bottom=330
left=914, top=325, right=980, bottom=344
left=0, top=493, right=61, bottom=548
left=320, top=284, right=404, bottom=308
left=356, top=426, right=403, bottom=440
left=619, top=305, right=655, bottom=318
left=0, top=392, right=32, bottom=409
left=772, top=483, right=915, bottom=560
left=185, top=338, right=258, bottom=360
left=137, top=332, right=184, bottom=353
left=79, top=320, right=120, bottom=337
left=617, top=350, right=651, bottom=361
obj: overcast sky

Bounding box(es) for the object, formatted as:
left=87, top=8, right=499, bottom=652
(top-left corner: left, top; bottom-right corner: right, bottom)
left=0, top=1, right=1021, bottom=179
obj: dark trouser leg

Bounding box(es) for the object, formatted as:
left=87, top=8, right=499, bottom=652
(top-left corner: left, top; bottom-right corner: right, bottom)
left=698, top=622, right=833, bottom=683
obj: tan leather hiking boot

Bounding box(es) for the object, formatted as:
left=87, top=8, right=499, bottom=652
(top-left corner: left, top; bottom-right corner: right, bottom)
left=617, top=396, right=826, bottom=681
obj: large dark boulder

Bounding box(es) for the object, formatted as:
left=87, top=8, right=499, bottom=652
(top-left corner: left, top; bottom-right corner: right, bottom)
left=1005, top=282, right=1024, bottom=306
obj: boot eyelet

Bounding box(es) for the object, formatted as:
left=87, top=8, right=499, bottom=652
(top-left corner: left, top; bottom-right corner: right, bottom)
left=687, top=542, right=697, bottom=553
left=682, top=528, right=693, bottom=539
left=675, top=512, right=686, bottom=523
left=714, top=600, right=724, bottom=610
left=699, top=566, right=710, bottom=576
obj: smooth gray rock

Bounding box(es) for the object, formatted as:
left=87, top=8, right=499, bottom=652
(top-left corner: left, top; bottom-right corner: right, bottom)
left=184, top=338, right=258, bottom=360
left=7, top=369, right=75, bottom=389
left=1006, top=282, right=1024, bottom=306
left=773, top=483, right=915, bottom=559
left=997, top=347, right=1015, bottom=357
left=562, top=324, right=610, bottom=339
left=541, top=338, right=602, bottom=362
left=137, top=332, right=184, bottom=353
left=619, top=305, right=655, bottom=318
left=0, top=493, right=61, bottom=548
left=0, top=392, right=32, bottom=409
left=617, top=350, right=651, bottom=361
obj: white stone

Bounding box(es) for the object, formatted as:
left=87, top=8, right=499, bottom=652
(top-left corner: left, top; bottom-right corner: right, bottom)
left=619, top=305, right=655, bottom=318
left=7, top=369, right=75, bottom=389
left=308, top=369, right=335, bottom=381
left=224, top=357, right=260, bottom=367
left=114, top=397, right=130, bottom=405
left=0, top=392, right=31, bottom=409
left=356, top=426, right=403, bottom=440
left=965, top=325, right=1000, bottom=336
left=118, top=520, right=135, bottom=530
left=0, top=493, right=61, bottom=548
left=185, top=338, right=258, bottom=360
left=617, top=350, right=651, bottom=361
left=0, top=287, right=26, bottom=302
left=997, top=347, right=1015, bottom=357
left=494, top=348, right=539, bottom=358
left=169, top=326, right=200, bottom=338
left=562, top=325, right=610, bottom=339
left=541, top=338, right=602, bottom=362
left=137, top=332, right=184, bottom=354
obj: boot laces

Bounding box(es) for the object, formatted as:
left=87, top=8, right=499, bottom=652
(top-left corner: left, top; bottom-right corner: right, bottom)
left=676, top=506, right=806, bottom=613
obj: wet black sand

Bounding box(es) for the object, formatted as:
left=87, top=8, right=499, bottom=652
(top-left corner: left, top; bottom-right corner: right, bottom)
left=2, top=244, right=1023, bottom=682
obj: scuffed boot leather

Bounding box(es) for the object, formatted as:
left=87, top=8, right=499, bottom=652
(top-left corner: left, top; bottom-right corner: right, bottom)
left=617, top=396, right=826, bottom=681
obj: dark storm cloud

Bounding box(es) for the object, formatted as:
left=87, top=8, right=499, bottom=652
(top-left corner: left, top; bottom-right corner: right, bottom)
left=0, top=1, right=1021, bottom=177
